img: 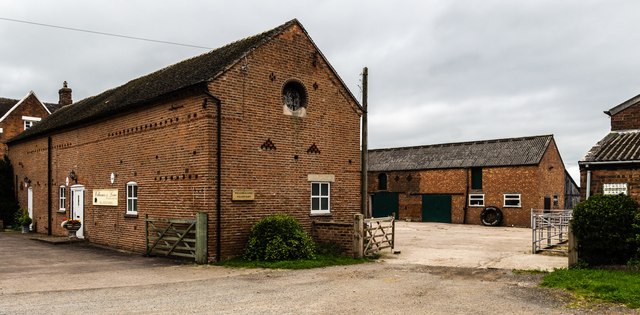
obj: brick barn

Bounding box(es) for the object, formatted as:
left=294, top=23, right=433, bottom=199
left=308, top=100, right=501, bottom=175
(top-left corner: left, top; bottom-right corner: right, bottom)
left=368, top=135, right=578, bottom=227
left=7, top=19, right=362, bottom=261
left=580, top=94, right=640, bottom=200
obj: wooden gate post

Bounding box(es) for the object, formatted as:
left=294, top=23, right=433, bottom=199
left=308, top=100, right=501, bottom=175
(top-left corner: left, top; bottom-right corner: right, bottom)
left=354, top=214, right=364, bottom=258
left=568, top=224, right=578, bottom=267
left=195, top=212, right=208, bottom=264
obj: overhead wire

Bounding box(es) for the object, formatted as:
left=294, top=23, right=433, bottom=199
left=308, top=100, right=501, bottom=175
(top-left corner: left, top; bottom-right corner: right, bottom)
left=0, top=16, right=213, bottom=50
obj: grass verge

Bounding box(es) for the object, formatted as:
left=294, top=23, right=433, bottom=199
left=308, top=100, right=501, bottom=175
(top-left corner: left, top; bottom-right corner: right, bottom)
left=541, top=268, right=640, bottom=309
left=216, top=254, right=370, bottom=269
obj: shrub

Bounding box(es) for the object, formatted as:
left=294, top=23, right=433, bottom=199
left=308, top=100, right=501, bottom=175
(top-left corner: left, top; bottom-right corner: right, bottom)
left=243, top=214, right=316, bottom=261
left=17, top=209, right=32, bottom=226
left=571, top=194, right=640, bottom=265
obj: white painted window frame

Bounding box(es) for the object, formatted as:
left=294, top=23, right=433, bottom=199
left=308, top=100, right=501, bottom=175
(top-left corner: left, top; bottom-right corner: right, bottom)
left=22, top=116, right=41, bottom=130
left=126, top=182, right=138, bottom=214
left=59, top=185, right=66, bottom=211
left=468, top=194, right=485, bottom=207
left=310, top=182, right=330, bottom=214
left=503, top=194, right=522, bottom=208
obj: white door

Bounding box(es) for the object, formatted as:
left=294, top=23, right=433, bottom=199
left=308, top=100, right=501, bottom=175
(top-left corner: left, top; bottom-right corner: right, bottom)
left=70, top=185, right=85, bottom=238
left=27, top=187, right=33, bottom=231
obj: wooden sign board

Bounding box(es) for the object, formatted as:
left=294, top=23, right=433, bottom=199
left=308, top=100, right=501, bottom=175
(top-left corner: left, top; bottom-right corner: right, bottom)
left=93, top=189, right=118, bottom=206
left=232, top=189, right=255, bottom=201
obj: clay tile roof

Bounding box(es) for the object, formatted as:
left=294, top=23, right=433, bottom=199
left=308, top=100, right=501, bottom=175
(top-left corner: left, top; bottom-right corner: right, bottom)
left=0, top=97, right=19, bottom=118
left=368, top=135, right=553, bottom=172
left=581, top=130, right=640, bottom=163
left=9, top=19, right=299, bottom=143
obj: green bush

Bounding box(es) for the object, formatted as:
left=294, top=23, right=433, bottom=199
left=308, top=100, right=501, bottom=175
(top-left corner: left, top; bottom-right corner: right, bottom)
left=571, top=194, right=640, bottom=265
left=243, top=214, right=316, bottom=261
left=17, top=209, right=32, bottom=226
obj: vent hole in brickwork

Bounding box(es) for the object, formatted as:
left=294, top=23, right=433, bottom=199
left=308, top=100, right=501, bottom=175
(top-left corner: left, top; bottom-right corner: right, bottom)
left=307, top=143, right=320, bottom=154
left=193, top=150, right=197, bottom=155
left=294, top=155, right=299, bottom=160
left=189, top=174, right=192, bottom=179
left=120, top=160, right=123, bottom=164
left=407, top=175, right=413, bottom=182
left=133, top=171, right=137, bottom=176
left=348, top=159, right=352, bottom=164
left=261, top=139, right=276, bottom=151
left=176, top=117, right=179, bottom=122
left=193, top=113, right=197, bottom=118
left=155, top=155, right=158, bottom=159
left=195, top=174, right=198, bottom=179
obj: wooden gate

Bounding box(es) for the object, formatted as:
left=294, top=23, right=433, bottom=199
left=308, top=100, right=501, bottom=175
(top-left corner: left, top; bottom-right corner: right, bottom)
left=363, top=215, right=395, bottom=256
left=145, top=212, right=207, bottom=264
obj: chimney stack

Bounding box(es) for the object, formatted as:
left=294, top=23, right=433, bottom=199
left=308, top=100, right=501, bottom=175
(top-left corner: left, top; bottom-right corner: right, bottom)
left=58, top=81, right=72, bottom=106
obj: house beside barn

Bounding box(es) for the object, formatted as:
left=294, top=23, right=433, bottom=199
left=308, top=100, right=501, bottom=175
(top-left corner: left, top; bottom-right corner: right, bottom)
left=368, top=135, right=578, bottom=227
left=580, top=93, right=640, bottom=200
left=7, top=19, right=362, bottom=261
left=0, top=85, right=67, bottom=156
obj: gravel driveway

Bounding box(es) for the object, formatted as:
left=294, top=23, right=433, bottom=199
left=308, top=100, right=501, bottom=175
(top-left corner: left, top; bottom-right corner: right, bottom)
left=0, top=232, right=634, bottom=314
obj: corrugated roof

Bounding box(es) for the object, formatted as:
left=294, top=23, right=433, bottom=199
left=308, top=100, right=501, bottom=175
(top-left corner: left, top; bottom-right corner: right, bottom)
left=368, top=135, right=553, bottom=172
left=9, top=19, right=299, bottom=143
left=581, top=130, right=640, bottom=163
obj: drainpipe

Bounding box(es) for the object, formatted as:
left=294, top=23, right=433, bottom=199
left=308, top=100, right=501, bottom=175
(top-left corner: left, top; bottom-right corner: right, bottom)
left=47, top=136, right=52, bottom=235
left=586, top=169, right=591, bottom=199
left=204, top=91, right=222, bottom=262
left=463, top=168, right=469, bottom=224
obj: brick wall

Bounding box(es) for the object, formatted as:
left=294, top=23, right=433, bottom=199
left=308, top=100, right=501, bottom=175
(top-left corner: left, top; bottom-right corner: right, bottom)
left=368, top=139, right=566, bottom=227
left=311, top=221, right=354, bottom=255
left=8, top=23, right=362, bottom=261
left=209, top=23, right=362, bottom=259
left=611, top=104, right=640, bottom=131
left=580, top=166, right=640, bottom=202
left=0, top=93, right=50, bottom=156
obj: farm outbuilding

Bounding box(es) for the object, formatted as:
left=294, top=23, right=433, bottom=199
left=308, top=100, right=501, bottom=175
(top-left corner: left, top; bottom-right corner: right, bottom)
left=368, top=135, right=578, bottom=227
left=7, top=19, right=362, bottom=261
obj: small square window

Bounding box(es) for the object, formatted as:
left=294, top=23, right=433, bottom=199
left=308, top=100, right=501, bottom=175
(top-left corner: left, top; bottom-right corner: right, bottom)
left=311, top=182, right=330, bottom=214
left=503, top=194, right=521, bottom=208
left=469, top=194, right=484, bottom=207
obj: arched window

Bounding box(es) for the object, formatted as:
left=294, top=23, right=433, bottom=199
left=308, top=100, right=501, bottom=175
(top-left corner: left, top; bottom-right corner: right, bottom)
left=378, top=173, right=388, bottom=191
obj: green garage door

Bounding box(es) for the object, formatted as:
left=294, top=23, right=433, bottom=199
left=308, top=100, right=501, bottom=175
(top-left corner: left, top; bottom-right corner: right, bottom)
left=371, top=192, right=399, bottom=218
left=422, top=195, right=452, bottom=223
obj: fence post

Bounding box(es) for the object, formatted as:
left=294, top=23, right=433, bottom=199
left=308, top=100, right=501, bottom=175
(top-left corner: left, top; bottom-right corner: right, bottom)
left=144, top=214, right=149, bottom=256
left=195, top=212, right=208, bottom=264
left=391, top=212, right=395, bottom=250
left=568, top=224, right=578, bottom=267
left=354, top=214, right=364, bottom=259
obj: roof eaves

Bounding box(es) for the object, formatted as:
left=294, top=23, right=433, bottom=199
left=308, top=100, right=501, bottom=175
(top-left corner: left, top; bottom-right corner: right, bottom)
left=606, top=93, right=640, bottom=116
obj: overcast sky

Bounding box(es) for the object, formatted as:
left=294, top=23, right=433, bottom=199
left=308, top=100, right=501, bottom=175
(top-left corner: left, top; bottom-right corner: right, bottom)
left=3, top=0, right=640, bottom=184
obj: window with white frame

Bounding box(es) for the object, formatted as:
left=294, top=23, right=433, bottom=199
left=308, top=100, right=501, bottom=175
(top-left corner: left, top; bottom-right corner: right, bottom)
left=126, top=182, right=138, bottom=214
left=22, top=116, right=41, bottom=130
left=503, top=194, right=521, bottom=207
left=311, top=182, right=330, bottom=214
left=469, top=194, right=484, bottom=207
left=59, top=186, right=66, bottom=210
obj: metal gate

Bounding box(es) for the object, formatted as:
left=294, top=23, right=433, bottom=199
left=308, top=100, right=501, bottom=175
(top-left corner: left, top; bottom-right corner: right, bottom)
left=531, top=209, right=572, bottom=254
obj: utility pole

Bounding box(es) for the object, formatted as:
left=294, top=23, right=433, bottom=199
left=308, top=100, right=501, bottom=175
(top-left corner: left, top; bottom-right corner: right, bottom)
left=361, top=67, right=368, bottom=217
